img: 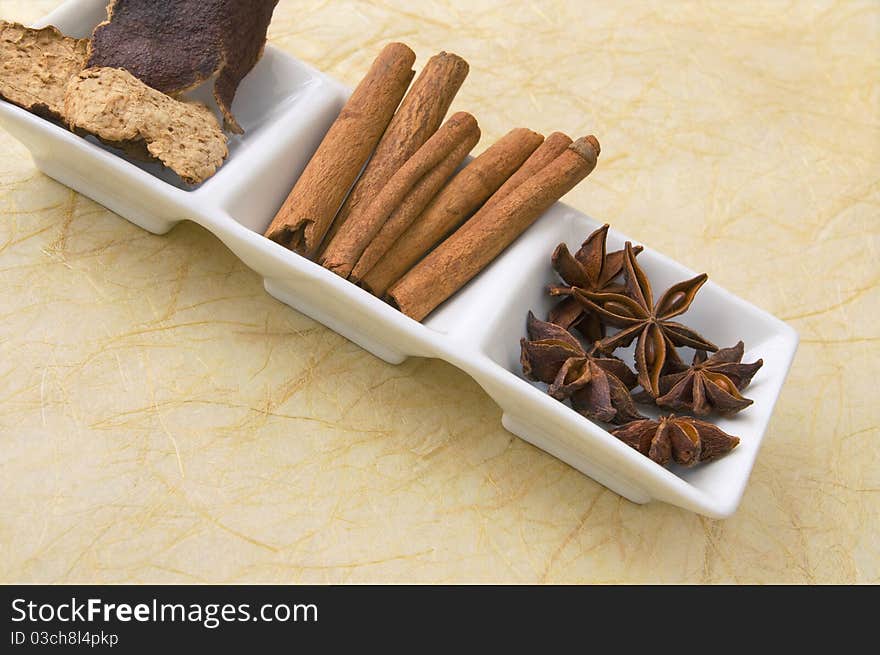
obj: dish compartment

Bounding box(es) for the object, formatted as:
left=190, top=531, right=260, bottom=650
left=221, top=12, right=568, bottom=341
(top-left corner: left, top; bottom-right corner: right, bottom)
left=23, top=0, right=349, bottom=235
left=464, top=206, right=798, bottom=515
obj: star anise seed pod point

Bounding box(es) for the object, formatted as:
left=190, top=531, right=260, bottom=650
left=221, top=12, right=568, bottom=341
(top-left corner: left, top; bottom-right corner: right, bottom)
left=611, top=415, right=740, bottom=467
left=520, top=312, right=643, bottom=425
left=546, top=224, right=643, bottom=342
left=574, top=241, right=717, bottom=398
left=654, top=341, right=764, bottom=415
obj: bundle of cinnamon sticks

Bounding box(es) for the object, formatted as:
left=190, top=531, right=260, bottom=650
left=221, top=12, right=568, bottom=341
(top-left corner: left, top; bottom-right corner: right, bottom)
left=264, top=43, right=600, bottom=322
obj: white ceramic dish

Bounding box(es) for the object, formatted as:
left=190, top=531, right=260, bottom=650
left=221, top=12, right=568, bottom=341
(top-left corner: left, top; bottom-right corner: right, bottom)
left=0, top=0, right=798, bottom=518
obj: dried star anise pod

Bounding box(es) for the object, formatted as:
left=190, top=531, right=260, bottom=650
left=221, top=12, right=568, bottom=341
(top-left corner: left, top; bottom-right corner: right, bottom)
left=611, top=415, right=740, bottom=467
left=547, top=224, right=643, bottom=342
left=520, top=312, right=643, bottom=424
left=653, top=341, right=763, bottom=415
left=574, top=241, right=718, bottom=398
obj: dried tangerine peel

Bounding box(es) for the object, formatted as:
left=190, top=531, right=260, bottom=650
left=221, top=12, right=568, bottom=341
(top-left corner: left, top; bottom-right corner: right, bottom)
left=0, top=21, right=88, bottom=120
left=64, top=67, right=228, bottom=185
left=87, top=0, right=279, bottom=134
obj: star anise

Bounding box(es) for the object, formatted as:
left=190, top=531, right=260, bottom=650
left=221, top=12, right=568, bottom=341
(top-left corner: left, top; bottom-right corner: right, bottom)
left=520, top=312, right=643, bottom=424
left=574, top=242, right=717, bottom=398
left=653, top=341, right=763, bottom=415
left=611, top=415, right=740, bottom=467
left=547, top=224, right=643, bottom=342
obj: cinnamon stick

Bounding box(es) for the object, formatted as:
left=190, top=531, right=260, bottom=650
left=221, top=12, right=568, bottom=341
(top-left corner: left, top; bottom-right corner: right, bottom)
left=359, top=128, right=546, bottom=296
left=388, top=136, right=601, bottom=322
left=321, top=112, right=480, bottom=279
left=480, top=131, right=572, bottom=214
left=318, top=52, right=469, bottom=253
left=350, top=126, right=480, bottom=282
left=263, top=43, right=415, bottom=258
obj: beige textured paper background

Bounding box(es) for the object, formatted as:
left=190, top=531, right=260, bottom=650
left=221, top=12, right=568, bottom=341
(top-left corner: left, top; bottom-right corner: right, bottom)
left=1, top=0, right=877, bottom=583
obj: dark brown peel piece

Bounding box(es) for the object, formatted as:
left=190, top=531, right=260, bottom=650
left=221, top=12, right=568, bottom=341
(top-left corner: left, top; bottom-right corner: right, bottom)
left=520, top=312, right=642, bottom=424
left=611, top=415, right=740, bottom=467
left=87, top=0, right=279, bottom=134
left=0, top=21, right=88, bottom=120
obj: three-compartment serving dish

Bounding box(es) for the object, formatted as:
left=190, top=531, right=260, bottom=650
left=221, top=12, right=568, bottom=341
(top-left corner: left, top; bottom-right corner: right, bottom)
left=0, top=0, right=798, bottom=517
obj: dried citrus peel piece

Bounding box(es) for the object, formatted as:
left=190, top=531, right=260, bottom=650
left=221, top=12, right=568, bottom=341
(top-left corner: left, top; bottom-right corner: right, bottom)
left=0, top=21, right=88, bottom=120
left=64, top=67, right=228, bottom=185
left=87, top=0, right=279, bottom=134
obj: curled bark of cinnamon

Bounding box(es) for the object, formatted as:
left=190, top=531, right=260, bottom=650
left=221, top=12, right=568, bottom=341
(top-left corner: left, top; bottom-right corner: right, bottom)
left=321, top=111, right=480, bottom=279
left=318, top=51, right=469, bottom=254
left=359, top=128, right=546, bottom=296
left=388, top=136, right=601, bottom=322
left=263, top=43, right=415, bottom=258
left=480, top=131, right=572, bottom=214
left=350, top=126, right=480, bottom=282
